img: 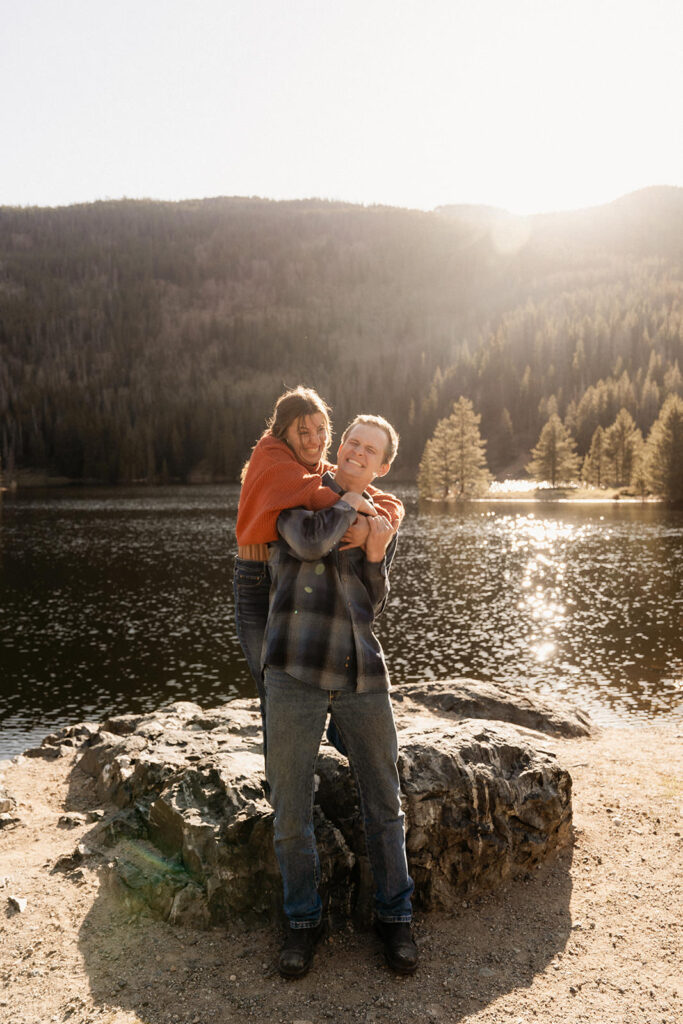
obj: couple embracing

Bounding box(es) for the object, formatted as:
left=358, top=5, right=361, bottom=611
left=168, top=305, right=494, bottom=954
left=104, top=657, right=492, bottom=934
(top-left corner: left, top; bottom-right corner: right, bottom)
left=234, top=386, right=417, bottom=979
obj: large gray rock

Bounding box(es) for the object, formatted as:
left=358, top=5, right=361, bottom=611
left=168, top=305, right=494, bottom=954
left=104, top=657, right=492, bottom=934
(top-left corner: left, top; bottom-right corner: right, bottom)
left=78, top=701, right=286, bottom=924
left=394, top=679, right=591, bottom=737
left=63, top=681, right=580, bottom=927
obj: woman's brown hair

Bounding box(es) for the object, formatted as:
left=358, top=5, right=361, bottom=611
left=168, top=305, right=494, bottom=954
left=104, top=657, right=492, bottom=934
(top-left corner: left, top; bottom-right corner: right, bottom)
left=267, top=386, right=332, bottom=447
left=241, top=386, right=332, bottom=481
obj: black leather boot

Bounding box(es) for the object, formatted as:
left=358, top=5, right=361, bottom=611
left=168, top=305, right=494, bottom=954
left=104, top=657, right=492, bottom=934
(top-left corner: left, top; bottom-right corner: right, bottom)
left=278, top=920, right=325, bottom=978
left=375, top=920, right=418, bottom=975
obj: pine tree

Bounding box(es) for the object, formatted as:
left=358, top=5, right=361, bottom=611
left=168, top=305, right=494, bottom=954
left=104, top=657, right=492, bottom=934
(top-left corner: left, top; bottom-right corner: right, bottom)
left=417, top=397, right=490, bottom=499
left=645, top=394, right=683, bottom=503
left=604, top=408, right=640, bottom=487
left=526, top=414, right=580, bottom=487
left=630, top=431, right=648, bottom=498
left=564, top=399, right=578, bottom=439
left=663, top=361, right=683, bottom=398
left=538, top=394, right=559, bottom=423
left=639, top=376, right=661, bottom=432
left=574, top=385, right=601, bottom=453
left=582, top=426, right=607, bottom=487
left=417, top=436, right=448, bottom=499
left=446, top=397, right=491, bottom=497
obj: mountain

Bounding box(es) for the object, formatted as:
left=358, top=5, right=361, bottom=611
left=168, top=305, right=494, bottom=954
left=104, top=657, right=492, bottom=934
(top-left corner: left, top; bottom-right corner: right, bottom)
left=0, top=188, right=681, bottom=482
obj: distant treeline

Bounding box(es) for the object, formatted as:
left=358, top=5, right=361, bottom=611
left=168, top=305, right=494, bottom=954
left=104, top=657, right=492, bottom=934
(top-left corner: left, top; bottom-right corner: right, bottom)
left=1, top=188, right=682, bottom=483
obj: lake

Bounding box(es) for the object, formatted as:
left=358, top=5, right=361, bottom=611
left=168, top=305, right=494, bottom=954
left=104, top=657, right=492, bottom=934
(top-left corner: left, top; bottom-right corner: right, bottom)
left=1, top=485, right=681, bottom=758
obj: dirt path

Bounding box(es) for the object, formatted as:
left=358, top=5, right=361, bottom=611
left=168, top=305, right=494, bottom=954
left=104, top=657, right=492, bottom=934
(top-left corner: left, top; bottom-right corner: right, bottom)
left=1, top=724, right=681, bottom=1024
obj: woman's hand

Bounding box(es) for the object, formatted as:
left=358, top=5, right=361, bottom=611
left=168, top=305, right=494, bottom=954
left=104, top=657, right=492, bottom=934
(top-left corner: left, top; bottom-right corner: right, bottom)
left=364, top=515, right=396, bottom=563
left=342, top=492, right=377, bottom=517
left=340, top=515, right=371, bottom=550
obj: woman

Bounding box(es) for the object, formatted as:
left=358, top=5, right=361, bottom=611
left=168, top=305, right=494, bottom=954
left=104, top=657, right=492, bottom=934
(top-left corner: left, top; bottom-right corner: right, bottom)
left=234, top=386, right=403, bottom=737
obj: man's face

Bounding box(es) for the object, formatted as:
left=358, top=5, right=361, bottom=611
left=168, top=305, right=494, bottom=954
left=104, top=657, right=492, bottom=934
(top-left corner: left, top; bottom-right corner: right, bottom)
left=283, top=413, right=329, bottom=468
left=336, top=424, right=390, bottom=489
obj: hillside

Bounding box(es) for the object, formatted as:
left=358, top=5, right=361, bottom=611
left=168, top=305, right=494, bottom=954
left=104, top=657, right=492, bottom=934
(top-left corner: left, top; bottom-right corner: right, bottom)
left=1, top=187, right=681, bottom=482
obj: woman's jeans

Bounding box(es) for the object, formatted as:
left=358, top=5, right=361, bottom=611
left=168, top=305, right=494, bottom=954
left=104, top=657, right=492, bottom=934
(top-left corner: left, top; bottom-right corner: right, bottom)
left=264, top=667, right=414, bottom=928
left=233, top=557, right=271, bottom=710
left=233, top=556, right=347, bottom=758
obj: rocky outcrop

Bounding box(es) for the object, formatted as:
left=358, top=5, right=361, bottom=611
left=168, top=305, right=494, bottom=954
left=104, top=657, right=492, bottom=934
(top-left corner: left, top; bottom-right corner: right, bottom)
left=23, top=722, right=101, bottom=761
left=394, top=679, right=592, bottom=738
left=76, top=701, right=335, bottom=926
left=31, top=680, right=583, bottom=928
left=316, top=684, right=575, bottom=918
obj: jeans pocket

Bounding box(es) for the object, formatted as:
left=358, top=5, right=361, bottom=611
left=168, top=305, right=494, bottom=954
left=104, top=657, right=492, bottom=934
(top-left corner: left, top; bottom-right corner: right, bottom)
left=235, top=561, right=268, bottom=589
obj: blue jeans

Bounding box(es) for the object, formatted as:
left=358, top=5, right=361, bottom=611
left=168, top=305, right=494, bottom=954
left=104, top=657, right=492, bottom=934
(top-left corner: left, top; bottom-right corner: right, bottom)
left=264, top=667, right=414, bottom=928
left=233, top=557, right=271, bottom=709
left=233, top=556, right=347, bottom=759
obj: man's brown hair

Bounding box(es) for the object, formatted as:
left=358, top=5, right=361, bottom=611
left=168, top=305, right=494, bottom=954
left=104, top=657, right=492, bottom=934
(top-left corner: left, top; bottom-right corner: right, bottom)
left=340, top=414, right=399, bottom=465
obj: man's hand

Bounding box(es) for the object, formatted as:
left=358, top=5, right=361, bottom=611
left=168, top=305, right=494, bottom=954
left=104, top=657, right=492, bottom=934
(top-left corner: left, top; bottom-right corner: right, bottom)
left=340, top=514, right=371, bottom=551
left=364, top=515, right=396, bottom=563
left=342, top=492, right=377, bottom=517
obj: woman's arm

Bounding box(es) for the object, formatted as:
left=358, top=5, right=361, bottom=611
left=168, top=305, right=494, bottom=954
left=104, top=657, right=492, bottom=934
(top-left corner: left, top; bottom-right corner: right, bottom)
left=237, top=435, right=371, bottom=544
left=366, top=483, right=404, bottom=530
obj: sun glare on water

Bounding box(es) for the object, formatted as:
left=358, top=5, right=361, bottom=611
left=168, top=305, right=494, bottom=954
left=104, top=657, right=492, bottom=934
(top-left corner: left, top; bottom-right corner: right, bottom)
left=509, top=514, right=577, bottom=665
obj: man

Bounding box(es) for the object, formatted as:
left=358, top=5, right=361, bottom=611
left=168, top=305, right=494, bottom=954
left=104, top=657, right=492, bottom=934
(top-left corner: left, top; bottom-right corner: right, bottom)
left=262, top=414, right=417, bottom=978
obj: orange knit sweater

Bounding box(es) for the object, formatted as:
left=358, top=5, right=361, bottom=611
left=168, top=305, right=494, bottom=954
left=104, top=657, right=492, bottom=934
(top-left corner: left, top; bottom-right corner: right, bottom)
left=235, top=434, right=404, bottom=545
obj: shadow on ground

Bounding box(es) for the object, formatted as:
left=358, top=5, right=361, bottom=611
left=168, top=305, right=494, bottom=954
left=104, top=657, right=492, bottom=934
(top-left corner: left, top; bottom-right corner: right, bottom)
left=61, top=761, right=575, bottom=1024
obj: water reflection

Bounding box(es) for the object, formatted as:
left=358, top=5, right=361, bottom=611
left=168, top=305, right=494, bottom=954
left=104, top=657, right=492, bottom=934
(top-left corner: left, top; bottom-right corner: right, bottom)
left=376, top=497, right=682, bottom=728
left=0, top=486, right=681, bottom=757
left=511, top=514, right=573, bottom=664
left=0, top=487, right=251, bottom=757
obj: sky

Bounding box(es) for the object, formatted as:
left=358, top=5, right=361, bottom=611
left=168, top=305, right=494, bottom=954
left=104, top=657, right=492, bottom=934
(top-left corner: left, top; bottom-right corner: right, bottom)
left=1, top=0, right=681, bottom=215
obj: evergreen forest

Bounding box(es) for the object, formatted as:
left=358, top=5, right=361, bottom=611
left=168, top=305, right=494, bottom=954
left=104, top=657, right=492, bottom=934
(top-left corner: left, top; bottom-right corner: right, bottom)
left=1, top=187, right=682, bottom=484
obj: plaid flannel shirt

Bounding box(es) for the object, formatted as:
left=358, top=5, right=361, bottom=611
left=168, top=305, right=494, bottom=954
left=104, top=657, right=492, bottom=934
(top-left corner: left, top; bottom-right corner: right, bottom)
left=262, top=472, right=397, bottom=693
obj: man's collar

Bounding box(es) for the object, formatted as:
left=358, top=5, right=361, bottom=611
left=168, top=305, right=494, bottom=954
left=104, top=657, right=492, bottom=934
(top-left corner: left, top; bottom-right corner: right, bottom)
left=322, top=470, right=343, bottom=495
left=323, top=470, right=373, bottom=503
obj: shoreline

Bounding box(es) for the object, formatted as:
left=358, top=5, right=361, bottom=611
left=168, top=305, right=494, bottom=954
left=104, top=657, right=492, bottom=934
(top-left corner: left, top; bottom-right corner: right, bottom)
left=476, top=495, right=660, bottom=504
left=3, top=476, right=668, bottom=505
left=1, top=721, right=681, bottom=1024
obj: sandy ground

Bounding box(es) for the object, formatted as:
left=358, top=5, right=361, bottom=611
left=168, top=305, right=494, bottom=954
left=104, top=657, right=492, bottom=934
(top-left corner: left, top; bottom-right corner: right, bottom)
left=1, top=724, right=681, bottom=1024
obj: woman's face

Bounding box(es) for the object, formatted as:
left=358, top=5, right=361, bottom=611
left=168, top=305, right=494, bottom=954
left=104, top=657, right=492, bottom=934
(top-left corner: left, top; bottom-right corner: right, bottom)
left=283, top=413, right=329, bottom=468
